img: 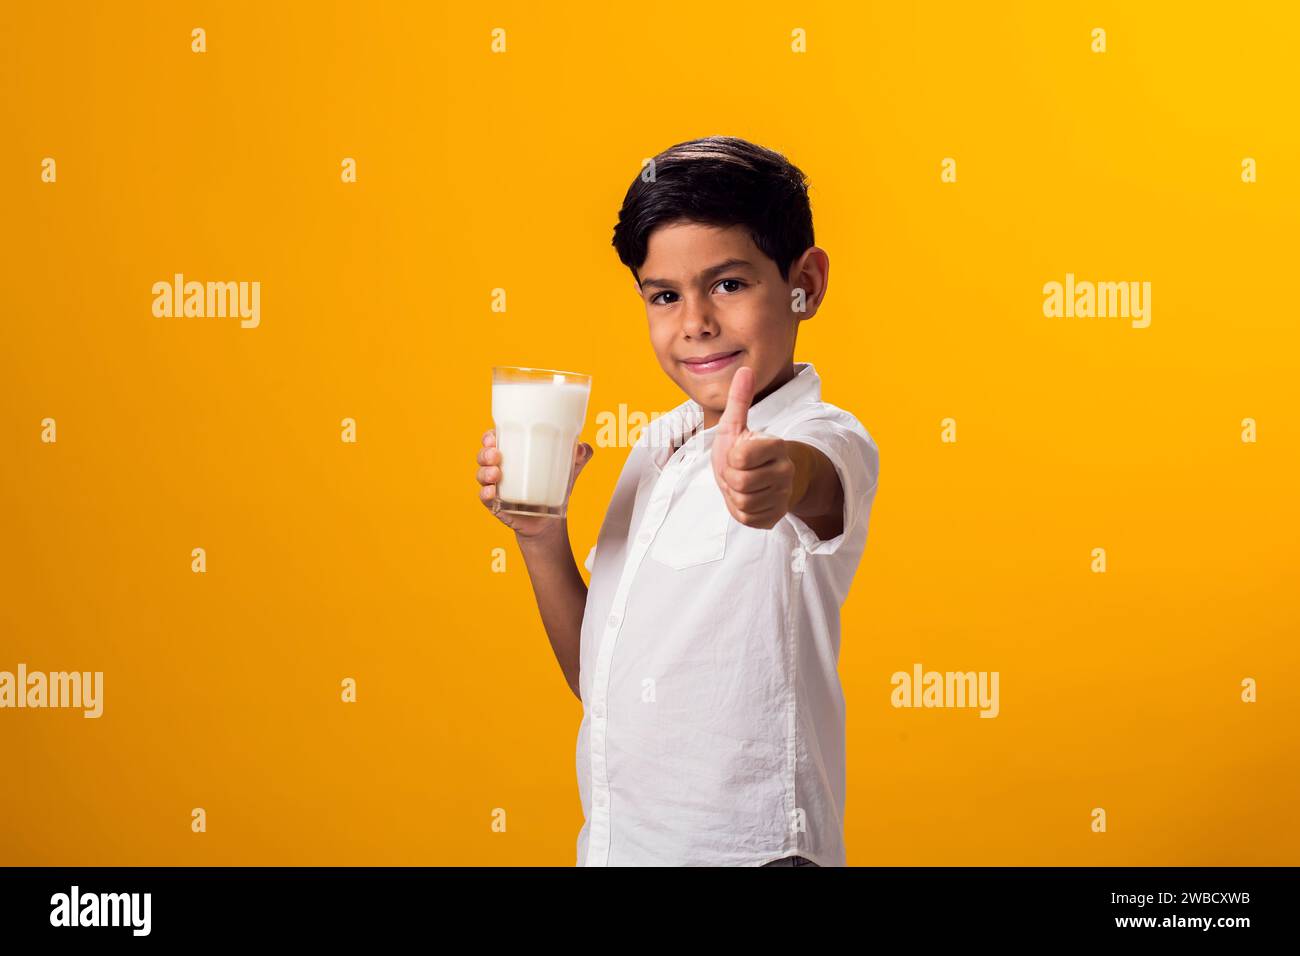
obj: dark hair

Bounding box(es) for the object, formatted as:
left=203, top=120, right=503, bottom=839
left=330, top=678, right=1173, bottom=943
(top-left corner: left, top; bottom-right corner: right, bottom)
left=611, top=136, right=814, bottom=285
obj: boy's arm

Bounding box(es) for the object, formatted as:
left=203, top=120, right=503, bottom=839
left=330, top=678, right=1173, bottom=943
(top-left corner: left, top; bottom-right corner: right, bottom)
left=516, top=523, right=586, bottom=702
left=786, top=441, right=844, bottom=541
left=781, top=412, right=880, bottom=555
left=712, top=368, right=877, bottom=548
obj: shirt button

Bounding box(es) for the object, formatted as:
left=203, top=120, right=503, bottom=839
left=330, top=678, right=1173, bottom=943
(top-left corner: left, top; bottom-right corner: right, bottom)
left=638, top=531, right=652, bottom=544
left=607, top=614, right=620, bottom=629
left=593, top=702, right=605, bottom=718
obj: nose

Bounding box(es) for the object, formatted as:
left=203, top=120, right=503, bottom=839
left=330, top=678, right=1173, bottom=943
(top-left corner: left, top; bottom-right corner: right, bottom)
left=680, top=293, right=719, bottom=340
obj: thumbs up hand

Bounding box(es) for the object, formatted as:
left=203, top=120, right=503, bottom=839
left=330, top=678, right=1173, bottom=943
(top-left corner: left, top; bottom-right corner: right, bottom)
left=711, top=366, right=809, bottom=530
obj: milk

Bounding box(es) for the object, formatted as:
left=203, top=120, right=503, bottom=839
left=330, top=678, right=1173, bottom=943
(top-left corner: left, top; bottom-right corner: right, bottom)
left=491, top=380, right=591, bottom=514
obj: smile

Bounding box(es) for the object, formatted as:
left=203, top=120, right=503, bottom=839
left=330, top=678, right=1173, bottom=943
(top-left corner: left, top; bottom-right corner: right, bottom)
left=680, top=350, right=742, bottom=375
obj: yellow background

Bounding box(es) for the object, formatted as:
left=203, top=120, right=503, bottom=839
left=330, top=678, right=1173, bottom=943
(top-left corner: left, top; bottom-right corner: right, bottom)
left=2, top=1, right=1296, bottom=865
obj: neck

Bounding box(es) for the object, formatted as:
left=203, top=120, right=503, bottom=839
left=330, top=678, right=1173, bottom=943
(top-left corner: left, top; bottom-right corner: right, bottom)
left=701, top=361, right=797, bottom=430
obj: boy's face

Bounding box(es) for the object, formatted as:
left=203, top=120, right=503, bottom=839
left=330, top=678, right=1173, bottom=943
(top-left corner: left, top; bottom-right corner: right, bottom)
left=635, top=221, right=826, bottom=431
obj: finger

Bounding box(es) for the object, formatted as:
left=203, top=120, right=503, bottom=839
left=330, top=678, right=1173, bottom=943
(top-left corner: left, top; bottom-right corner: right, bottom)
left=720, top=471, right=780, bottom=509
left=482, top=428, right=497, bottom=447
left=722, top=463, right=777, bottom=495
left=717, top=365, right=754, bottom=437
left=569, top=442, right=592, bottom=487
left=734, top=502, right=782, bottom=527
left=476, top=445, right=500, bottom=466
left=476, top=465, right=501, bottom=486
left=726, top=487, right=779, bottom=514
left=728, top=435, right=783, bottom=470
left=480, top=485, right=508, bottom=519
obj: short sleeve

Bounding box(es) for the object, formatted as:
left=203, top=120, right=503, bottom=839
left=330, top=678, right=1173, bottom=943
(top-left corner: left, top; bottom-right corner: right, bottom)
left=780, top=410, right=879, bottom=556
left=584, top=544, right=597, bottom=573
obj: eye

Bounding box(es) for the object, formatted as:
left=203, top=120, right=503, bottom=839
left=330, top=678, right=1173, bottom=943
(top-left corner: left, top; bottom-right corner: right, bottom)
left=649, top=279, right=746, bottom=306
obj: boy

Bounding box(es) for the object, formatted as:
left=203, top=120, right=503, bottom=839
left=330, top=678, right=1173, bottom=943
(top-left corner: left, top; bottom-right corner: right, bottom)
left=475, top=136, right=880, bottom=866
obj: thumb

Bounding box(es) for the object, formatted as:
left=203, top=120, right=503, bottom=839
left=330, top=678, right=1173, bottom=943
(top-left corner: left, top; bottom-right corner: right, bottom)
left=717, top=365, right=754, bottom=438
left=571, top=441, right=594, bottom=481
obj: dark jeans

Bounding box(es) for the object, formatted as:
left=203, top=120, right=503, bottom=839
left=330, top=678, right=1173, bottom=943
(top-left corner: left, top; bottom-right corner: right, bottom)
left=761, top=855, right=819, bottom=867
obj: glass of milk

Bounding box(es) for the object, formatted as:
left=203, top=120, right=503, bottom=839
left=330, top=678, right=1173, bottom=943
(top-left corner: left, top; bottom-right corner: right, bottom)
left=491, top=366, right=592, bottom=519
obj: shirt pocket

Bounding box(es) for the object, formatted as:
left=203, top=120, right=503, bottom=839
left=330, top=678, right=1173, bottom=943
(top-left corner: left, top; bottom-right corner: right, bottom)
left=648, top=467, right=730, bottom=570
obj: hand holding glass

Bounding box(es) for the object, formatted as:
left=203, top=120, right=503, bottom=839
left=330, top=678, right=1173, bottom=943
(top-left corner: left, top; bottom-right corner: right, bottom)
left=489, top=366, right=592, bottom=520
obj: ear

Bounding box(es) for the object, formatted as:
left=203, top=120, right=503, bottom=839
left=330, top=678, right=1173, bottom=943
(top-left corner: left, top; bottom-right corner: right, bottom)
left=789, top=246, right=830, bottom=319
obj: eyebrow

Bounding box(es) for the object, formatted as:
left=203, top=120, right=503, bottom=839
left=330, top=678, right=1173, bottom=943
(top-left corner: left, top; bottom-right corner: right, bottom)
left=639, top=258, right=755, bottom=291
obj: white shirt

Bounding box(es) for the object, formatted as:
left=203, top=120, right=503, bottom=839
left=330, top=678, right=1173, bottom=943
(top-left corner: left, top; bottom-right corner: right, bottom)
left=575, top=361, right=880, bottom=866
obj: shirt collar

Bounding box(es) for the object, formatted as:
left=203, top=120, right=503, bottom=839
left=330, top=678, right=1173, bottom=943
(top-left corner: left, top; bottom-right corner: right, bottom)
left=641, top=361, right=822, bottom=467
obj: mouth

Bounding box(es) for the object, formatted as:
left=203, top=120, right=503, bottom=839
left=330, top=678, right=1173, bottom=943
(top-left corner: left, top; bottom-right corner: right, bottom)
left=680, top=349, right=743, bottom=375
